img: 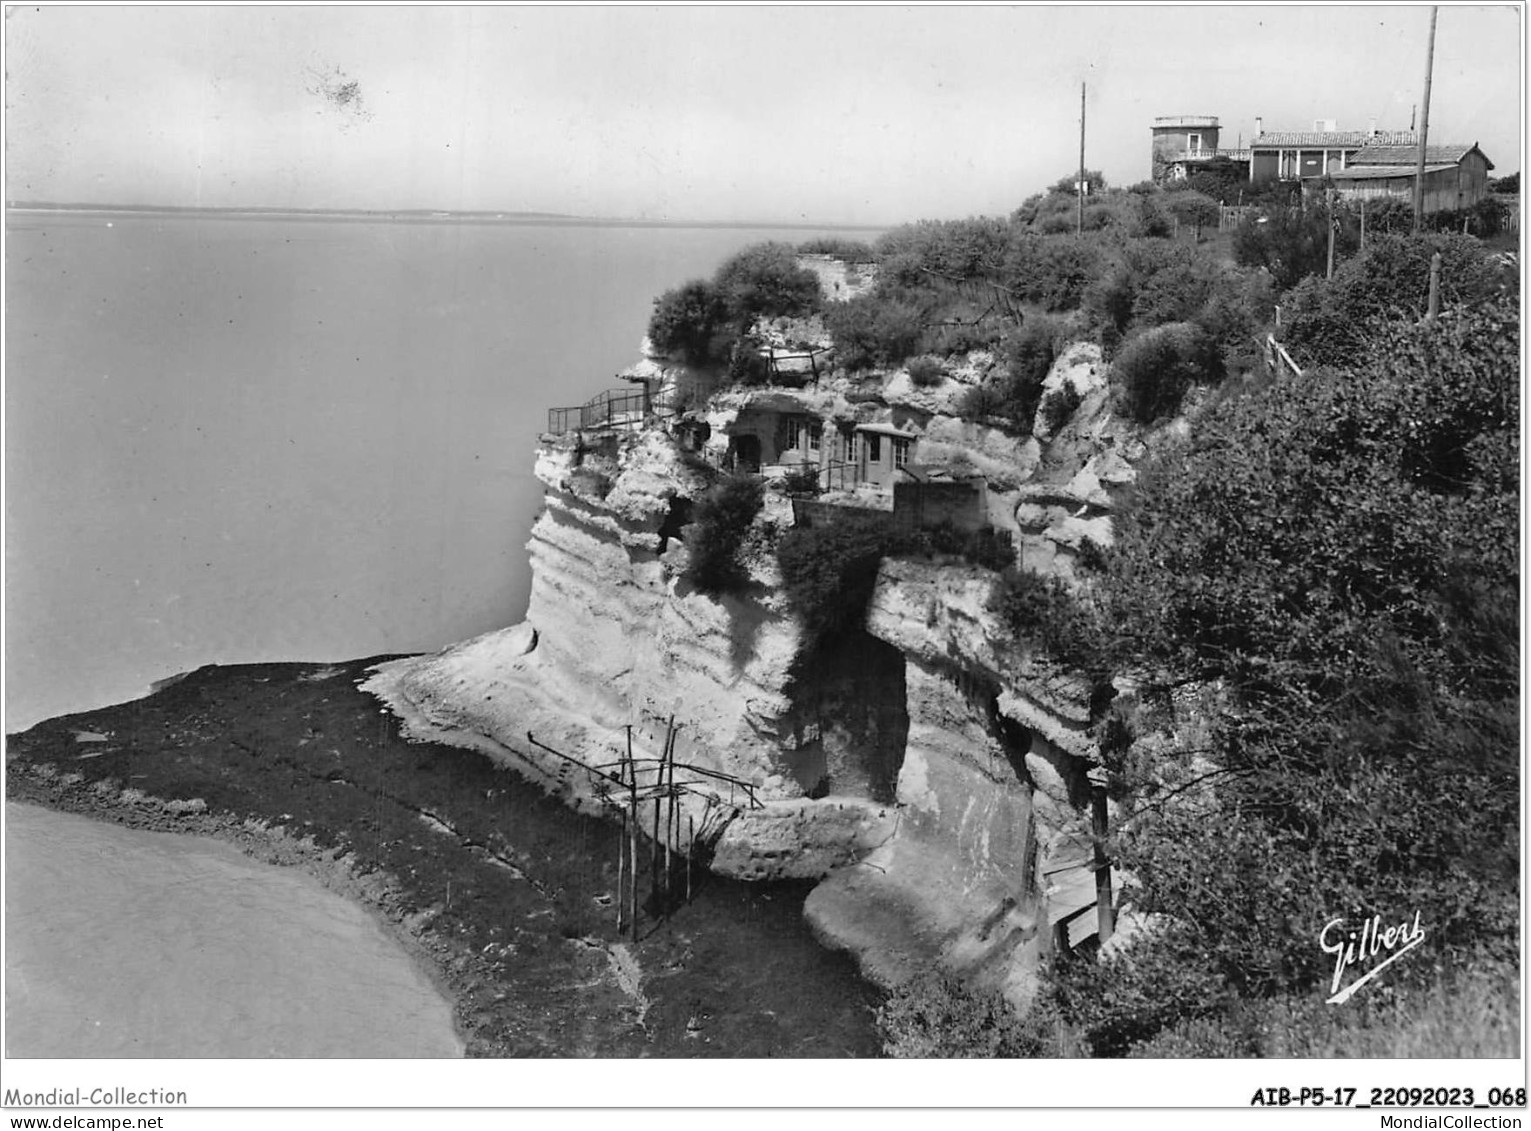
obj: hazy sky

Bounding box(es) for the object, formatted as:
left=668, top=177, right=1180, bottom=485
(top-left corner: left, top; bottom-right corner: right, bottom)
left=4, top=4, right=1523, bottom=224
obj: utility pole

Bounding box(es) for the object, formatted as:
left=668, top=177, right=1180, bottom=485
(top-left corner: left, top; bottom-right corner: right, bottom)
left=1077, top=81, right=1087, bottom=237
left=1413, top=6, right=1438, bottom=234
left=1326, top=185, right=1337, bottom=279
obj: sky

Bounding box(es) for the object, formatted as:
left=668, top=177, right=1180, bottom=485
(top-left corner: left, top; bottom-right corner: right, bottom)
left=3, top=3, right=1523, bottom=225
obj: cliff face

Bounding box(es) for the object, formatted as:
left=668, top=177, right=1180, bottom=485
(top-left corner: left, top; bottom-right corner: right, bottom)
left=363, top=427, right=900, bottom=885
left=365, top=343, right=1139, bottom=1008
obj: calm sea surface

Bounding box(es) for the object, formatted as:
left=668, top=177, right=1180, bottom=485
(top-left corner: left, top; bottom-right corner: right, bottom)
left=4, top=801, right=463, bottom=1058
left=4, top=211, right=877, bottom=1058
left=5, top=211, right=872, bottom=731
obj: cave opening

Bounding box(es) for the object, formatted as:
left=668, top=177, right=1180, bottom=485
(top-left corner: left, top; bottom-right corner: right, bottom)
left=782, top=629, right=908, bottom=804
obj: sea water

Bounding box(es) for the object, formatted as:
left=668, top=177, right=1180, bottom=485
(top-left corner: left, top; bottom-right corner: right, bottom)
left=3, top=210, right=878, bottom=1058
left=3, top=801, right=463, bottom=1057
left=5, top=211, right=873, bottom=731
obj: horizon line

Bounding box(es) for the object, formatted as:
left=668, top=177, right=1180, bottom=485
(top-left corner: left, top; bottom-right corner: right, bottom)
left=4, top=200, right=891, bottom=232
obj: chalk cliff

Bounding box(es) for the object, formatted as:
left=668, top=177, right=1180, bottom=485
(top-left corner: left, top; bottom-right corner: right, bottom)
left=364, top=338, right=1146, bottom=1009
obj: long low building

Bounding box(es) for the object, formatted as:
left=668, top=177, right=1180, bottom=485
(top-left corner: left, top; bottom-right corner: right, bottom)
left=1325, top=143, right=1495, bottom=213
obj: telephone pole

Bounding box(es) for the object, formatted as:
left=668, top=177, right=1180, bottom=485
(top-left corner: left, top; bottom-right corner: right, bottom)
left=1077, top=82, right=1087, bottom=237
left=1413, top=6, right=1438, bottom=234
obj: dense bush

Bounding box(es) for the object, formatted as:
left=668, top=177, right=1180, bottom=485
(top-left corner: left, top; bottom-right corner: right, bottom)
left=1111, top=321, right=1223, bottom=423
left=905, top=355, right=947, bottom=387
left=713, top=241, right=823, bottom=324
left=1233, top=205, right=1358, bottom=292
left=822, top=292, right=929, bottom=371
left=955, top=315, right=1062, bottom=432
left=1076, top=299, right=1520, bottom=1054
left=988, top=565, right=1101, bottom=671
left=1281, top=233, right=1512, bottom=364
left=1002, top=236, right=1106, bottom=311
left=876, top=972, right=1071, bottom=1058
left=648, top=279, right=732, bottom=367
left=1179, top=157, right=1247, bottom=202
left=1162, top=189, right=1220, bottom=238
left=648, top=242, right=821, bottom=369
left=1038, top=380, right=1083, bottom=434
left=896, top=521, right=1016, bottom=572
left=684, top=473, right=765, bottom=595
left=776, top=514, right=894, bottom=643
left=796, top=236, right=875, bottom=261
left=875, top=216, right=1012, bottom=283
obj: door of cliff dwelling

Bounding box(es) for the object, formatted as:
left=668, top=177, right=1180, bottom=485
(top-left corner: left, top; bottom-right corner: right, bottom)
left=731, top=434, right=761, bottom=472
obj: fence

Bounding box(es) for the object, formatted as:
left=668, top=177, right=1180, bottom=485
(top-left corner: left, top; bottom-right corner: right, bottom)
left=1263, top=332, right=1304, bottom=380
left=1219, top=204, right=1255, bottom=230
left=763, top=344, right=833, bottom=383
left=547, top=387, right=652, bottom=434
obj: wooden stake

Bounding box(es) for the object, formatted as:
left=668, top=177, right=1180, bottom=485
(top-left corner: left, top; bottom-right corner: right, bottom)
left=627, top=726, right=639, bottom=941
left=615, top=815, right=625, bottom=936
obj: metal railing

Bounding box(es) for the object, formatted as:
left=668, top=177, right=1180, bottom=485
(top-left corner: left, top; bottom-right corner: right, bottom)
left=547, top=387, right=652, bottom=434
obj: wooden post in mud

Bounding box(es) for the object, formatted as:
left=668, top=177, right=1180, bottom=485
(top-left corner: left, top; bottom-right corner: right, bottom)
left=616, top=726, right=631, bottom=936
left=664, top=723, right=678, bottom=907
left=627, top=727, right=640, bottom=942
left=687, top=814, right=695, bottom=903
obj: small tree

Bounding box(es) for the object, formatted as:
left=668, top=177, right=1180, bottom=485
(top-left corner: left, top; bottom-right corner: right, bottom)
left=648, top=279, right=731, bottom=367
left=684, top=473, right=765, bottom=595
left=1112, top=321, right=1223, bottom=424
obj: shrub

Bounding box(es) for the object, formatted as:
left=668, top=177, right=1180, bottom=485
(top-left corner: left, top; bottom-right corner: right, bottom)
left=713, top=242, right=823, bottom=323
left=1038, top=380, right=1082, bottom=434
left=1281, top=232, right=1513, bottom=365
left=1112, top=321, right=1223, bottom=424
left=782, top=464, right=820, bottom=496
left=649, top=244, right=823, bottom=371
left=988, top=316, right=1062, bottom=427
left=876, top=972, right=1072, bottom=1058
left=924, top=319, right=1003, bottom=356
left=905, top=355, right=947, bottom=387
left=776, top=514, right=894, bottom=643
left=1001, top=237, right=1104, bottom=312
left=896, top=521, right=1015, bottom=572
left=823, top=292, right=928, bottom=371
left=988, top=565, right=1100, bottom=669
left=1232, top=205, right=1357, bottom=292
left=648, top=279, right=732, bottom=367
left=684, top=473, right=765, bottom=595
left=796, top=237, right=875, bottom=261
left=875, top=216, right=1011, bottom=281
left=1089, top=300, right=1520, bottom=1048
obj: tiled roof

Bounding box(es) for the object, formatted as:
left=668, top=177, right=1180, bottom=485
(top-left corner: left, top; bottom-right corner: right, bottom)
left=1252, top=130, right=1417, bottom=148
left=1347, top=143, right=1489, bottom=168
left=1330, top=164, right=1459, bottom=181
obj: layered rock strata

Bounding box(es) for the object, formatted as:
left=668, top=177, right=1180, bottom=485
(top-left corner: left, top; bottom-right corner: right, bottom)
left=367, top=350, right=1134, bottom=1008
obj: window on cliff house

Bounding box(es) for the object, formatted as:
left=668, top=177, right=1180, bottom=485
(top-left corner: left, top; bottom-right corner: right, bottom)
left=893, top=438, right=910, bottom=470
left=842, top=431, right=858, bottom=463
left=788, top=417, right=821, bottom=454
left=866, top=433, right=882, bottom=464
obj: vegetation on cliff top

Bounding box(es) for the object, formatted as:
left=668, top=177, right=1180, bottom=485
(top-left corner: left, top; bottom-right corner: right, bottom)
left=1054, top=294, right=1520, bottom=1056
left=648, top=242, right=822, bottom=371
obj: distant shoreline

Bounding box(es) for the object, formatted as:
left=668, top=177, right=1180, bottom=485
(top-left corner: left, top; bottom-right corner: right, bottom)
left=5, top=203, right=887, bottom=232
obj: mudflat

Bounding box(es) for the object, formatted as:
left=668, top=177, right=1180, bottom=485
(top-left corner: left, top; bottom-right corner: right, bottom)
left=4, top=657, right=882, bottom=1057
